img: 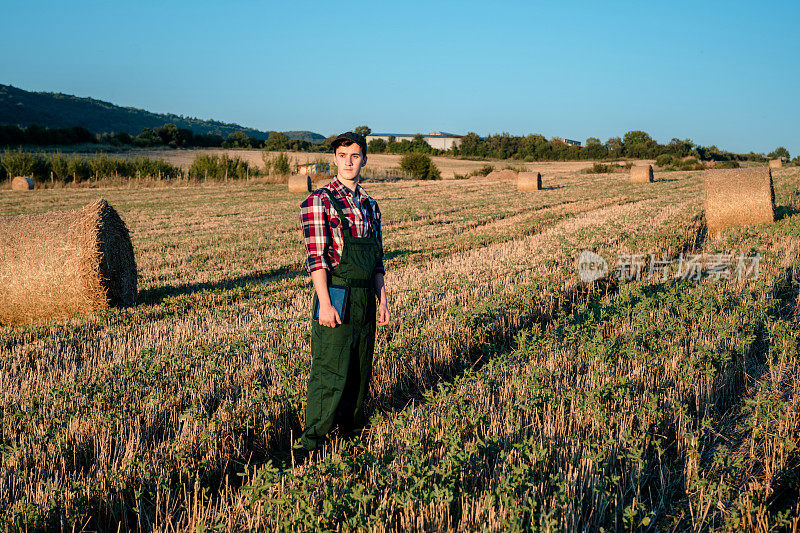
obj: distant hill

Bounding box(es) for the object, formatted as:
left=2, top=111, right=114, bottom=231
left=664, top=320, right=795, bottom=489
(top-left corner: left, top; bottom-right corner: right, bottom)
left=0, top=84, right=325, bottom=143
left=282, top=131, right=327, bottom=143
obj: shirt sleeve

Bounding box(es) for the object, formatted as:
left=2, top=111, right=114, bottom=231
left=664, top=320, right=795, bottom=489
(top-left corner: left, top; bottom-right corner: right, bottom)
left=373, top=201, right=385, bottom=275
left=300, top=193, right=331, bottom=273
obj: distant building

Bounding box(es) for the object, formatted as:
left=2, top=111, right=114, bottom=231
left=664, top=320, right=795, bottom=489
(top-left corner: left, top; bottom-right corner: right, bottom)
left=297, top=162, right=330, bottom=175
left=366, top=132, right=464, bottom=151
left=554, top=138, right=582, bottom=148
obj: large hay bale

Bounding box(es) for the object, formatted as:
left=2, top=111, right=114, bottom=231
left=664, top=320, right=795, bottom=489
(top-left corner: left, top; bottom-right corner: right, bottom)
left=769, top=159, right=783, bottom=169
left=704, top=168, right=775, bottom=239
left=0, top=198, right=137, bottom=325
left=517, top=172, right=542, bottom=191
left=630, top=165, right=653, bottom=183
left=11, top=176, right=34, bottom=190
left=313, top=178, right=330, bottom=190
left=288, top=174, right=311, bottom=193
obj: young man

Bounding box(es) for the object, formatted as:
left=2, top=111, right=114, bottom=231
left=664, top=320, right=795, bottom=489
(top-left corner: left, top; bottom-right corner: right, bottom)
left=298, top=131, right=390, bottom=452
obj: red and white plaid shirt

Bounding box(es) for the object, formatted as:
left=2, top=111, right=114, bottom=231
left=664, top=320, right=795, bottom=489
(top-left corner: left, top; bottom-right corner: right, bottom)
left=300, top=177, right=384, bottom=274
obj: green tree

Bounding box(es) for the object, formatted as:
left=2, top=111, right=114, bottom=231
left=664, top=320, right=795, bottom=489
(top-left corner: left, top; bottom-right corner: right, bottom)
left=368, top=138, right=387, bottom=153
left=158, top=123, right=180, bottom=147
left=272, top=152, right=291, bottom=174
left=114, top=132, right=133, bottom=145
left=134, top=128, right=160, bottom=147
left=666, top=138, right=694, bottom=158
left=227, top=131, right=250, bottom=148
left=584, top=137, right=607, bottom=160
left=622, top=130, right=658, bottom=158
left=769, top=146, right=790, bottom=160
left=411, top=134, right=431, bottom=153
left=176, top=128, right=194, bottom=147
left=458, top=132, right=482, bottom=157
left=265, top=131, right=289, bottom=151
left=605, top=137, right=623, bottom=158
left=399, top=153, right=440, bottom=180
left=354, top=125, right=371, bottom=137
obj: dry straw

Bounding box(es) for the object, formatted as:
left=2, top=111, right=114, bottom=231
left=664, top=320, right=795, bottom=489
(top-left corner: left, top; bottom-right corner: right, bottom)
left=704, top=167, right=775, bottom=238
left=489, top=169, right=518, bottom=181
left=630, top=165, right=653, bottom=183
left=0, top=198, right=137, bottom=325
left=517, top=172, right=542, bottom=191
left=11, top=176, right=34, bottom=190
left=288, top=174, right=311, bottom=193
left=475, top=169, right=517, bottom=181
left=769, top=159, right=783, bottom=169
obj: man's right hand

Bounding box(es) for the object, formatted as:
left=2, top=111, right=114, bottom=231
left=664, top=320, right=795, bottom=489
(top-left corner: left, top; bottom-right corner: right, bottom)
left=318, top=303, right=341, bottom=328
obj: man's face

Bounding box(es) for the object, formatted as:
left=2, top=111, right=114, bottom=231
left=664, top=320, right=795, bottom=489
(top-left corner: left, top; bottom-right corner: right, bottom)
left=333, top=143, right=367, bottom=181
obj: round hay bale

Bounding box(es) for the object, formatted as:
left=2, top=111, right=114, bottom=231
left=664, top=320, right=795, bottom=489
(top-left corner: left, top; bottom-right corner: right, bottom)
left=288, top=174, right=311, bottom=194
left=517, top=172, right=542, bottom=191
left=0, top=198, right=137, bottom=325
left=769, top=159, right=783, bottom=169
left=313, top=179, right=330, bottom=190
left=630, top=165, right=653, bottom=183
left=704, top=167, right=775, bottom=239
left=11, top=176, right=34, bottom=191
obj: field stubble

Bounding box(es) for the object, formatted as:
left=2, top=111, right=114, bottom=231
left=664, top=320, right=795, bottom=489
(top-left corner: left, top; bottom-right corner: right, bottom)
left=0, top=167, right=799, bottom=531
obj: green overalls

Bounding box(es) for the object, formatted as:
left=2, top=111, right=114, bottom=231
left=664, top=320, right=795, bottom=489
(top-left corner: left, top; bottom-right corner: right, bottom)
left=300, top=189, right=381, bottom=451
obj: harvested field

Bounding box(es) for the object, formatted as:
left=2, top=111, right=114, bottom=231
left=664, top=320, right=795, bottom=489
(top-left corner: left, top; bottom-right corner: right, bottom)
left=135, top=148, right=619, bottom=180
left=1, top=166, right=799, bottom=531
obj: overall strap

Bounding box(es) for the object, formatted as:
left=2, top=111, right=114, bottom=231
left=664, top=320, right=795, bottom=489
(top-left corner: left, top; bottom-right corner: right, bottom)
left=322, top=189, right=350, bottom=231
left=323, top=188, right=375, bottom=238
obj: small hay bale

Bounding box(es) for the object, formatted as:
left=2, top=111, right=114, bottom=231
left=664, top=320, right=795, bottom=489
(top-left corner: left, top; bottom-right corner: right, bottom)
left=288, top=174, right=311, bottom=193
left=0, top=198, right=137, bottom=325
left=769, top=159, right=783, bottom=169
left=11, top=176, right=34, bottom=190
left=704, top=167, right=775, bottom=239
left=630, top=165, right=653, bottom=183
left=517, top=172, right=542, bottom=191
left=478, top=169, right=517, bottom=181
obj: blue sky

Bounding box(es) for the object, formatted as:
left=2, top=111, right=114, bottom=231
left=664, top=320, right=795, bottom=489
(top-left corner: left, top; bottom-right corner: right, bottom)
left=1, top=0, right=798, bottom=155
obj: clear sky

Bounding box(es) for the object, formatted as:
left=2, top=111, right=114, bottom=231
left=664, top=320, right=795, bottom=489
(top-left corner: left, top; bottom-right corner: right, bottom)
left=1, top=0, right=798, bottom=156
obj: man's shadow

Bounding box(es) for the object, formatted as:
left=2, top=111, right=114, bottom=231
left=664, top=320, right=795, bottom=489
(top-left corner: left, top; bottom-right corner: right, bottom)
left=137, top=264, right=305, bottom=306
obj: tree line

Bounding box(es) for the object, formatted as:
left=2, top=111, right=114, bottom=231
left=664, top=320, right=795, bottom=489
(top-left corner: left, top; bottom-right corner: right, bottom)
left=364, top=128, right=793, bottom=164
left=1, top=122, right=794, bottom=164
left=0, top=123, right=327, bottom=152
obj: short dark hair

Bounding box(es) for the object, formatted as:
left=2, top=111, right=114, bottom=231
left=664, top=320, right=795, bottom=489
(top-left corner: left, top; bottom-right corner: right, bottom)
left=331, top=131, right=367, bottom=155
left=334, top=139, right=362, bottom=155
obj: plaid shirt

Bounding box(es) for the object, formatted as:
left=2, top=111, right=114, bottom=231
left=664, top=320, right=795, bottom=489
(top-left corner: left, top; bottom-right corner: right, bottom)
left=300, top=177, right=385, bottom=275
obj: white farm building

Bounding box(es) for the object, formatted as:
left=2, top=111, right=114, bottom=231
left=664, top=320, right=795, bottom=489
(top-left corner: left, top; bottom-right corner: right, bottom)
left=366, top=132, right=464, bottom=151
